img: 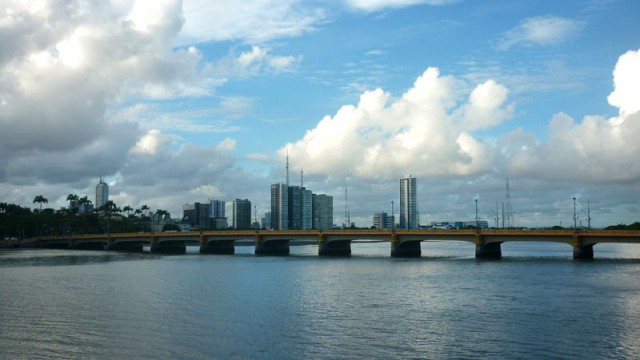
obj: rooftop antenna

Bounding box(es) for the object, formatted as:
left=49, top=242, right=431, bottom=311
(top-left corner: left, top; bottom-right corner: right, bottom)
left=301, top=169, right=304, bottom=188
left=286, top=150, right=290, bottom=187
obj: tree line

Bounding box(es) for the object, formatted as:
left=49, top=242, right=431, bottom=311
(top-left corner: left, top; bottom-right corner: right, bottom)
left=1, top=194, right=175, bottom=240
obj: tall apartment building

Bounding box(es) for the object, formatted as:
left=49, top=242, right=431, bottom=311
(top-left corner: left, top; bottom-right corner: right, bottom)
left=399, top=175, right=418, bottom=229
left=232, top=199, right=252, bottom=230
left=301, top=188, right=313, bottom=230
left=313, top=194, right=333, bottom=230
left=210, top=199, right=227, bottom=229
left=288, top=185, right=302, bottom=230
left=270, top=183, right=288, bottom=230
left=95, top=177, right=109, bottom=209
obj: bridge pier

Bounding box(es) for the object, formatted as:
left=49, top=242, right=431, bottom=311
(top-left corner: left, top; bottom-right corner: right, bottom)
left=72, top=242, right=106, bottom=250
left=390, top=240, right=421, bottom=258
left=475, top=242, right=502, bottom=259
left=150, top=240, right=186, bottom=254
left=200, top=240, right=235, bottom=254
left=255, top=238, right=290, bottom=256
left=573, top=244, right=594, bottom=260
left=106, top=243, right=144, bottom=252
left=318, top=239, right=351, bottom=256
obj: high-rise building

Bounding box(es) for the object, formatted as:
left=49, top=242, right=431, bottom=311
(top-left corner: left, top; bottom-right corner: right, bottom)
left=373, top=212, right=394, bottom=229
left=270, top=183, right=288, bottom=230
left=95, top=177, right=109, bottom=209
left=288, top=186, right=302, bottom=229
left=301, top=188, right=313, bottom=230
left=183, top=202, right=211, bottom=229
left=232, top=199, right=252, bottom=230
left=399, top=175, right=418, bottom=229
left=313, top=194, right=333, bottom=230
left=210, top=199, right=225, bottom=218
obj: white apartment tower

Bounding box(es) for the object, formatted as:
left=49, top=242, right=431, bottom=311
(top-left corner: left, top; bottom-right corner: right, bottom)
left=399, top=175, right=418, bottom=229
left=95, top=177, right=109, bottom=209
left=270, top=183, right=289, bottom=230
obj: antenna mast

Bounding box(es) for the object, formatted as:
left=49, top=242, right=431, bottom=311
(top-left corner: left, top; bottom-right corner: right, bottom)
left=286, top=150, right=290, bottom=186
left=506, top=178, right=514, bottom=228
left=344, top=179, right=351, bottom=228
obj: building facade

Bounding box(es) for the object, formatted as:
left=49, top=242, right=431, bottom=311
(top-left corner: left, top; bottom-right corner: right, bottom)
left=373, top=212, right=394, bottom=229
left=270, top=183, right=288, bottom=230
left=399, top=176, right=418, bottom=229
left=313, top=194, right=333, bottom=230
left=95, top=178, right=109, bottom=209
left=232, top=199, right=252, bottom=230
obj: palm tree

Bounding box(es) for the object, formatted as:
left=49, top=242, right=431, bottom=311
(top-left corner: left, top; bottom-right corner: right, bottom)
left=66, top=194, right=79, bottom=209
left=33, top=195, right=48, bottom=211
left=123, top=205, right=133, bottom=218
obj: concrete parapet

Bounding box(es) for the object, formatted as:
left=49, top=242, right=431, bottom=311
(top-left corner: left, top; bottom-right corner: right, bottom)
left=255, top=239, right=290, bottom=256
left=475, top=242, right=502, bottom=259
left=391, top=240, right=421, bottom=258
left=200, top=240, right=235, bottom=254
left=318, top=240, right=351, bottom=256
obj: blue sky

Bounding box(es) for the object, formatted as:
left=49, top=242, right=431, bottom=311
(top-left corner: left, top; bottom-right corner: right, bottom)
left=1, top=0, right=639, bottom=228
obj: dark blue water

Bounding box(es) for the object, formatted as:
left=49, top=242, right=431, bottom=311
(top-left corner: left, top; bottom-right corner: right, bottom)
left=2, top=242, right=640, bottom=359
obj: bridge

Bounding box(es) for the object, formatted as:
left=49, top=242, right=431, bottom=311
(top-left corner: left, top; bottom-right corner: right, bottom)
left=12, top=229, right=640, bottom=259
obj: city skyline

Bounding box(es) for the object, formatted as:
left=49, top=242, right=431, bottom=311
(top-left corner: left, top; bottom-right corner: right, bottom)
left=1, top=1, right=639, bottom=228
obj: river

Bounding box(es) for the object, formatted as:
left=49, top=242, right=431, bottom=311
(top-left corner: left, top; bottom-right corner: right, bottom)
left=2, top=241, right=640, bottom=359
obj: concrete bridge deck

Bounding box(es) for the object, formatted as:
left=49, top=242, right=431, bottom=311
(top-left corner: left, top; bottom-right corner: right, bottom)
left=13, top=229, right=640, bottom=259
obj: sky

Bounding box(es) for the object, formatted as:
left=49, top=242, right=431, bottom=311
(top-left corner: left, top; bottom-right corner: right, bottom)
left=1, top=0, right=640, bottom=228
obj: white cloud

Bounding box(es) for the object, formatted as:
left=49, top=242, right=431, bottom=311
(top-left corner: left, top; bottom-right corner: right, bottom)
left=179, top=0, right=324, bottom=44
left=345, top=0, right=458, bottom=12
left=497, top=16, right=585, bottom=50
left=607, top=49, right=640, bottom=117
left=282, top=67, right=513, bottom=180
left=505, top=49, right=640, bottom=184
left=0, top=0, right=211, bottom=185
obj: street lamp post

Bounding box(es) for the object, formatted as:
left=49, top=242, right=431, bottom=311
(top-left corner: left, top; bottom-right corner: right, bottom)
left=573, top=197, right=577, bottom=230
left=475, top=199, right=479, bottom=230
left=391, top=200, right=394, bottom=230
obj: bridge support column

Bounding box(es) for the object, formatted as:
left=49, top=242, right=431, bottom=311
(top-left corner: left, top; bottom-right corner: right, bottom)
left=200, top=240, right=235, bottom=254
left=572, top=234, right=593, bottom=260
left=106, top=243, right=144, bottom=252
left=255, top=237, right=289, bottom=256
left=391, top=239, right=421, bottom=258
left=475, top=235, right=501, bottom=259
left=573, top=245, right=594, bottom=260
left=72, top=242, right=106, bottom=250
left=318, top=239, right=351, bottom=256
left=150, top=240, right=186, bottom=254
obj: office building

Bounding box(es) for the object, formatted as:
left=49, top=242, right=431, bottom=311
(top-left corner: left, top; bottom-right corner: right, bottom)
left=313, top=194, right=334, bottom=230
left=400, top=175, right=418, bottom=229
left=232, top=199, right=252, bottom=230
left=373, top=212, right=394, bottom=229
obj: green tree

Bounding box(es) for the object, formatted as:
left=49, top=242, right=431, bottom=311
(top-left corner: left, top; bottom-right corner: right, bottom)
left=32, top=195, right=48, bottom=211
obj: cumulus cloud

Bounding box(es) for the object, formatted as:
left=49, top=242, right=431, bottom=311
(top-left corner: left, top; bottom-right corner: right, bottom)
left=0, top=0, right=204, bottom=182
left=607, top=49, right=640, bottom=117
left=506, top=49, right=640, bottom=184
left=497, top=16, right=585, bottom=50
left=282, top=67, right=514, bottom=180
